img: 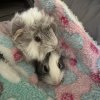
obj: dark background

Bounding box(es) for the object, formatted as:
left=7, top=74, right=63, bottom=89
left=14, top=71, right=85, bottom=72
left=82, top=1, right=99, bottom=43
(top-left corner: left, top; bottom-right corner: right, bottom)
left=0, top=0, right=34, bottom=21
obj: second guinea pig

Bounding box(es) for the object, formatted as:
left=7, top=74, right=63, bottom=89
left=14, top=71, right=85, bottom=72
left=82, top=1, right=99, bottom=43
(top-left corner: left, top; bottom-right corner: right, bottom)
left=33, top=51, right=65, bottom=85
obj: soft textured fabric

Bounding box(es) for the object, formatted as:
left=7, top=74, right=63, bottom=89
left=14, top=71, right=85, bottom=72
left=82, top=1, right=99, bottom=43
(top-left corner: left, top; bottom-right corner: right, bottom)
left=0, top=0, right=100, bottom=100
left=63, top=0, right=100, bottom=44
left=35, top=0, right=100, bottom=99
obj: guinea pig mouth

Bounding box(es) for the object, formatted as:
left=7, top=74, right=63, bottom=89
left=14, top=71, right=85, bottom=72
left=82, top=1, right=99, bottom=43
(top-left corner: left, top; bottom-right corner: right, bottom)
left=40, top=75, right=64, bottom=86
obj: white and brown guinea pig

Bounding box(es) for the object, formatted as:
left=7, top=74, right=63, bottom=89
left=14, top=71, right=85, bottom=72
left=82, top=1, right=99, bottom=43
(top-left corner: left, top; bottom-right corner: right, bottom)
left=11, top=7, right=58, bottom=61
left=33, top=51, right=65, bottom=85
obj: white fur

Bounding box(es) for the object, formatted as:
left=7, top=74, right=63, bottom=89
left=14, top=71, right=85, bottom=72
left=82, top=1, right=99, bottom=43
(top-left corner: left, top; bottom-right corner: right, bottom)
left=26, top=40, right=44, bottom=61
left=12, top=64, right=28, bottom=78
left=0, top=61, right=21, bottom=83
left=20, top=8, right=42, bottom=26
left=45, top=52, right=64, bottom=85
left=0, top=44, right=15, bottom=64
left=0, top=45, right=28, bottom=81
left=17, top=7, right=54, bottom=27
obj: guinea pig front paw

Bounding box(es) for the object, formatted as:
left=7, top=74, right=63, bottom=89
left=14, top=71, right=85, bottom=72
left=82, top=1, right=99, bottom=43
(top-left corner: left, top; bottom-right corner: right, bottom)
left=29, top=74, right=39, bottom=85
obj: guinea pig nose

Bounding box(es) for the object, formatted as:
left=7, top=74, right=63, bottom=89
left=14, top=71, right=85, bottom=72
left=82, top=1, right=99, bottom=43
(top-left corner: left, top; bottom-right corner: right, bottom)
left=54, top=78, right=64, bottom=86
left=52, top=78, right=61, bottom=85
left=54, top=81, right=61, bottom=86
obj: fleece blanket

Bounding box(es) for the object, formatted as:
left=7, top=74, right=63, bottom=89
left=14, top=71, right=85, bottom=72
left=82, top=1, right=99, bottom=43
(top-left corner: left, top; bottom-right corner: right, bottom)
left=0, top=0, right=100, bottom=100
left=63, top=0, right=100, bottom=45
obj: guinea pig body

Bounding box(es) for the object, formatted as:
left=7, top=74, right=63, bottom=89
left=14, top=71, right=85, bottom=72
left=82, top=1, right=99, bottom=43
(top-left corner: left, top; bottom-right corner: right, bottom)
left=11, top=8, right=58, bottom=61
left=33, top=51, right=65, bottom=85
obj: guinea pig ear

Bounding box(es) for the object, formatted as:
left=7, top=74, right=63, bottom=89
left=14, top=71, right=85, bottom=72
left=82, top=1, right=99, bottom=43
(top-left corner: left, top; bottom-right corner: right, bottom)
left=11, top=13, right=25, bottom=34
left=13, top=29, right=24, bottom=41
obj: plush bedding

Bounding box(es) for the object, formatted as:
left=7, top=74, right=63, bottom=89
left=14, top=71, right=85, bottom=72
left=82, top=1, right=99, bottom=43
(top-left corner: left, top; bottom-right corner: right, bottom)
left=64, top=0, right=100, bottom=44
left=0, top=0, right=100, bottom=100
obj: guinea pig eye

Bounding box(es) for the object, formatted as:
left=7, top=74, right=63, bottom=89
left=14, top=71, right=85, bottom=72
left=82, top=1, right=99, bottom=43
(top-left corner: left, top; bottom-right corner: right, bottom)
left=58, top=55, right=65, bottom=70
left=43, top=65, right=49, bottom=74
left=34, top=36, right=41, bottom=42
left=58, top=62, right=63, bottom=70
left=58, top=58, right=65, bottom=70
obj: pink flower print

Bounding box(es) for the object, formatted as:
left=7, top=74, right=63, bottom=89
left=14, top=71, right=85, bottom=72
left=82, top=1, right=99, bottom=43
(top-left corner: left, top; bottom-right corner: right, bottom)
left=61, top=41, right=69, bottom=49
left=90, top=43, right=99, bottom=54
left=61, top=92, right=74, bottom=100
left=90, top=72, right=100, bottom=84
left=13, top=49, right=23, bottom=61
left=69, top=58, right=77, bottom=66
left=60, top=16, right=69, bottom=26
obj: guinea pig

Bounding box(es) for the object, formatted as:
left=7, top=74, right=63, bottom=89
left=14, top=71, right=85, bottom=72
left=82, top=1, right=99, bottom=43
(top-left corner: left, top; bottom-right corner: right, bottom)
left=33, top=51, right=65, bottom=85
left=10, top=7, right=58, bottom=61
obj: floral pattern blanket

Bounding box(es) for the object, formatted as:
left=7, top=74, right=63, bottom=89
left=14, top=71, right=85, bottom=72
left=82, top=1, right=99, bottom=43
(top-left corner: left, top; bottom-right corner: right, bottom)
left=0, top=0, right=100, bottom=100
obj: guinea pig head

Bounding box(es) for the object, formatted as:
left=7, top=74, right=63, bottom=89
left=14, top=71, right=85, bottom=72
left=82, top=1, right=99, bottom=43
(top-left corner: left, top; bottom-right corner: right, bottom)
left=33, top=51, right=65, bottom=85
left=11, top=8, right=58, bottom=61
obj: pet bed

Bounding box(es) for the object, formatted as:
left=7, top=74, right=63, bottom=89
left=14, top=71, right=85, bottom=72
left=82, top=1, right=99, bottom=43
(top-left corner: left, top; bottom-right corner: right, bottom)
left=0, top=0, right=100, bottom=100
